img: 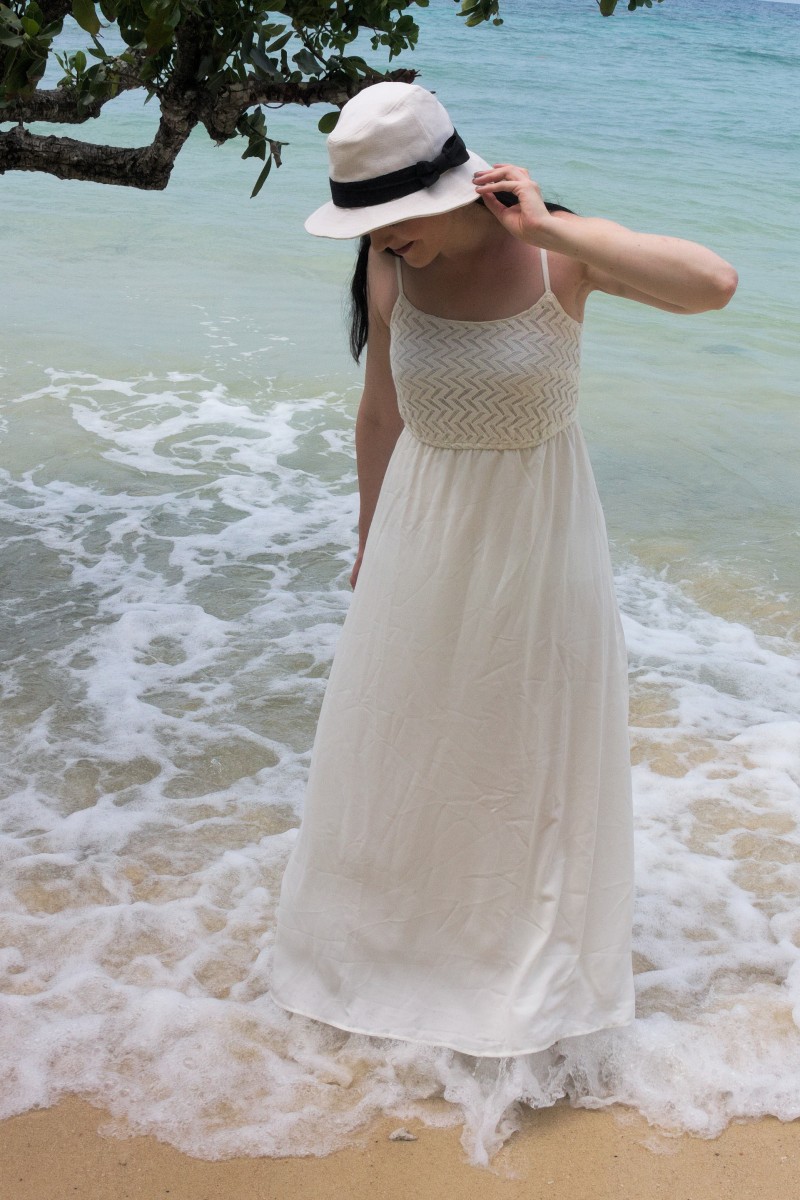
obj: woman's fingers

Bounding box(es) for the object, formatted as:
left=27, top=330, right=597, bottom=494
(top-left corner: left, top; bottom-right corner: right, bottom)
left=476, top=189, right=509, bottom=214
left=473, top=164, right=531, bottom=178
left=475, top=178, right=524, bottom=192
left=473, top=165, right=536, bottom=197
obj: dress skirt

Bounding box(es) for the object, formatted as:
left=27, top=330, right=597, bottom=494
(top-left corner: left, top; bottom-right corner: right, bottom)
left=270, top=420, right=636, bottom=1057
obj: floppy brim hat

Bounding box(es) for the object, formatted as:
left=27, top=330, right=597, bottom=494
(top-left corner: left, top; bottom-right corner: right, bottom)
left=305, top=82, right=491, bottom=240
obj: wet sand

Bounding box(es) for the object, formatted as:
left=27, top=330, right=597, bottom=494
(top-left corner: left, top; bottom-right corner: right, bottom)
left=3, top=1096, right=798, bottom=1200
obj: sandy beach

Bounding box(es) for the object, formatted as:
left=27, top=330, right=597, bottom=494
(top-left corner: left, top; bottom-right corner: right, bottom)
left=3, top=1097, right=798, bottom=1200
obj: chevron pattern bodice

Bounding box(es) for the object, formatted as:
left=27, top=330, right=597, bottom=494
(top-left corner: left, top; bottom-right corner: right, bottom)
left=389, top=286, right=582, bottom=451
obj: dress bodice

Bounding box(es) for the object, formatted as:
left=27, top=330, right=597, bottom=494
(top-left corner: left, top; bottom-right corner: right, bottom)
left=389, top=248, right=582, bottom=451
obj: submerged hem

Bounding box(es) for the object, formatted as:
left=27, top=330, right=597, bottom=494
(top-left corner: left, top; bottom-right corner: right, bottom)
left=268, top=990, right=636, bottom=1059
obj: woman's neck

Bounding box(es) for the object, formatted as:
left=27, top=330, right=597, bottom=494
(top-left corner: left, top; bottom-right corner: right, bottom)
left=437, top=202, right=510, bottom=263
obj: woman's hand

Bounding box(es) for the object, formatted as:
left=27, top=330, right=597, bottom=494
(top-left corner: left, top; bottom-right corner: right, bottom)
left=350, top=550, right=364, bottom=590
left=473, top=164, right=555, bottom=245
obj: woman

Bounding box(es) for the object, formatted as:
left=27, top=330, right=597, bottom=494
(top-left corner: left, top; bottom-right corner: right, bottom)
left=269, top=82, right=737, bottom=1057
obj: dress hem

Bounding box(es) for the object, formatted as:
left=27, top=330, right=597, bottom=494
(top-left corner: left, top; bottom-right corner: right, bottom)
left=268, top=989, right=636, bottom=1059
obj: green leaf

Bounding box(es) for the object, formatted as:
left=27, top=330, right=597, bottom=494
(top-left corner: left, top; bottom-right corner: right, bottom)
left=145, top=17, right=174, bottom=55
left=71, top=0, right=100, bottom=36
left=264, top=29, right=292, bottom=53
left=73, top=48, right=86, bottom=72
left=318, top=109, right=339, bottom=134
left=250, top=155, right=272, bottom=199
left=250, top=46, right=280, bottom=80
left=344, top=54, right=370, bottom=73
left=292, top=47, right=321, bottom=75
left=0, top=6, right=24, bottom=31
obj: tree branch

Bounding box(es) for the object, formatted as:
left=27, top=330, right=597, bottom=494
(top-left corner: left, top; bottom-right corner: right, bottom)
left=1, top=56, right=146, bottom=124
left=200, top=67, right=418, bottom=143
left=0, top=100, right=194, bottom=187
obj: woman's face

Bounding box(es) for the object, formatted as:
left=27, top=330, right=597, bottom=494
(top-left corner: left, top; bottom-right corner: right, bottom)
left=368, top=213, right=451, bottom=267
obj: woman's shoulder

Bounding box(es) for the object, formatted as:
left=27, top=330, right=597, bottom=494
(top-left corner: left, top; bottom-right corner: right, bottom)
left=542, top=210, right=589, bottom=323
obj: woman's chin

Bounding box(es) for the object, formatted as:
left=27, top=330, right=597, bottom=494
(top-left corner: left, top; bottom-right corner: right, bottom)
left=399, top=244, right=429, bottom=268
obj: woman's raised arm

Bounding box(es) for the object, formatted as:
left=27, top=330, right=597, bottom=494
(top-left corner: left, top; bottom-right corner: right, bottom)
left=474, top=164, right=738, bottom=315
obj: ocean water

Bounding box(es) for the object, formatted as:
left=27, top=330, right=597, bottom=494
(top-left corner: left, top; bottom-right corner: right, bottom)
left=1, top=0, right=799, bottom=1170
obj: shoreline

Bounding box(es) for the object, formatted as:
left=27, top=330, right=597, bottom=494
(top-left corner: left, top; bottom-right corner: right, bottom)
left=4, top=1096, right=798, bottom=1200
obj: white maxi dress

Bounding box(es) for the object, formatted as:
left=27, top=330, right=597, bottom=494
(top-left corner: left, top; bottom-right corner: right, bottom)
left=269, top=249, right=636, bottom=1057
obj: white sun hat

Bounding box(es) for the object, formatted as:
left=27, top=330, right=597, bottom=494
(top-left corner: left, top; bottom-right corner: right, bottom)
left=305, top=82, right=491, bottom=239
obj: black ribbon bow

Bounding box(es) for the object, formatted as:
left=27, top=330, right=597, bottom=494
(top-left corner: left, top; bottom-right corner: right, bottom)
left=330, top=130, right=470, bottom=210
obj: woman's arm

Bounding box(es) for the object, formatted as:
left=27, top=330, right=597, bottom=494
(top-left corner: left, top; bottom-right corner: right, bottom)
left=541, top=212, right=738, bottom=314
left=350, top=249, right=405, bottom=589
left=474, top=165, right=738, bottom=314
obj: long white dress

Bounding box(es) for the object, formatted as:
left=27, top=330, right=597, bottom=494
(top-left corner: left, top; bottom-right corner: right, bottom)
left=269, top=248, right=636, bottom=1057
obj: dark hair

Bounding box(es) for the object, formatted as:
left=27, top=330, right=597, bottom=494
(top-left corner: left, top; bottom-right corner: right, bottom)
left=347, top=198, right=577, bottom=363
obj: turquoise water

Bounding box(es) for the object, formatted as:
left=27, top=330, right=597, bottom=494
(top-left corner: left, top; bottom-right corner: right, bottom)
left=1, top=0, right=799, bottom=1167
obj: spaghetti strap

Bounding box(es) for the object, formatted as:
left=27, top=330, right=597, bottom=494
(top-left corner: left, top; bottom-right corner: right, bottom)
left=394, top=253, right=405, bottom=296
left=539, top=246, right=551, bottom=293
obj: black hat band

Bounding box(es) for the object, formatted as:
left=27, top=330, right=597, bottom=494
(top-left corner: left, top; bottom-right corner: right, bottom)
left=329, top=130, right=470, bottom=210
